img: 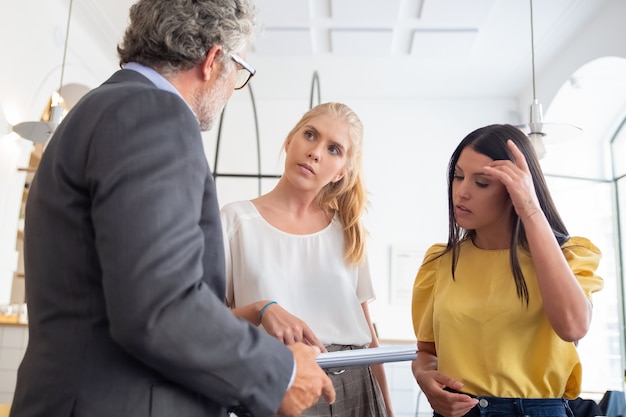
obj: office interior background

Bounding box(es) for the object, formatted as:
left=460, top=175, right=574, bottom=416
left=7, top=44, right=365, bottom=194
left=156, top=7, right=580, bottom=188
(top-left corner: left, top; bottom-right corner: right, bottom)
left=1, top=0, right=625, bottom=415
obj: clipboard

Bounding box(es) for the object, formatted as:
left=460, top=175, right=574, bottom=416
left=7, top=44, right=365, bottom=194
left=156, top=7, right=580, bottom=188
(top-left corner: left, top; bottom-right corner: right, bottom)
left=316, top=345, right=417, bottom=369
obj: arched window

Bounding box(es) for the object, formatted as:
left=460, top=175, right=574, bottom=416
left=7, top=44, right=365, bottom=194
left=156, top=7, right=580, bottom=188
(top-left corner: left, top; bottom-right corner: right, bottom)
left=542, top=56, right=626, bottom=395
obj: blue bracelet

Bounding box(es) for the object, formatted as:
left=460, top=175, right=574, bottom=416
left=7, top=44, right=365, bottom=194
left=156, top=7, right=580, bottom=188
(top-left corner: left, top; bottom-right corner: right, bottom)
left=259, top=301, right=277, bottom=321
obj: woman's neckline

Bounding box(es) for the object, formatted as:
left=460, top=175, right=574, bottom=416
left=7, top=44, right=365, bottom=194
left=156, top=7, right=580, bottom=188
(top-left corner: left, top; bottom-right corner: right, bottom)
left=246, top=200, right=335, bottom=236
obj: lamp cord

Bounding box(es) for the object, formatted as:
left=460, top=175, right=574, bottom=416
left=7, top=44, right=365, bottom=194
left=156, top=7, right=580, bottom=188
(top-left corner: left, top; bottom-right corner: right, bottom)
left=59, top=0, right=74, bottom=94
left=530, top=0, right=536, bottom=102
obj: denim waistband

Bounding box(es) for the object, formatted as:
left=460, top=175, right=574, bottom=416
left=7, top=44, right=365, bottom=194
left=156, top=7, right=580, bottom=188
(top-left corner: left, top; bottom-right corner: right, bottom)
left=437, top=390, right=573, bottom=417
left=476, top=396, right=567, bottom=406
left=479, top=397, right=570, bottom=416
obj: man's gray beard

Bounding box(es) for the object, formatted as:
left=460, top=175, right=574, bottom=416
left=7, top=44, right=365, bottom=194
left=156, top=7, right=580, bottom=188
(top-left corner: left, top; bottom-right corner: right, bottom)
left=194, top=82, right=229, bottom=132
left=198, top=114, right=214, bottom=132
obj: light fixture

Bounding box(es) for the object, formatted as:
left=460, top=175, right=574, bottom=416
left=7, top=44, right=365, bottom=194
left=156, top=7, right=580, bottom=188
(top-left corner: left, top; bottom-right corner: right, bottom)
left=516, top=0, right=581, bottom=159
left=12, top=0, right=74, bottom=144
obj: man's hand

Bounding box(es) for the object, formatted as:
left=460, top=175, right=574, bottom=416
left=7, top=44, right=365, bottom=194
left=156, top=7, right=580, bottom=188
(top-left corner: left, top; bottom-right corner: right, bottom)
left=277, top=343, right=335, bottom=417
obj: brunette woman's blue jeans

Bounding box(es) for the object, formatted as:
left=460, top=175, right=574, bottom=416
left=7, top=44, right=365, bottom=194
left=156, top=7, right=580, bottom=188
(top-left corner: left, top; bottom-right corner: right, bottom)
left=433, top=396, right=574, bottom=417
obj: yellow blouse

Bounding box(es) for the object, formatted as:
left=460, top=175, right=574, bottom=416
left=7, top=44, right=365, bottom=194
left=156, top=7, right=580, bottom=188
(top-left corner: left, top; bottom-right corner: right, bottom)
left=412, top=236, right=603, bottom=399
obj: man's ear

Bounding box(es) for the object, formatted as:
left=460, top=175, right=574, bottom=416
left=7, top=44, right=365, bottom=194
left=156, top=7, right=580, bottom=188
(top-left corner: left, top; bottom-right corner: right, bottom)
left=201, top=45, right=224, bottom=81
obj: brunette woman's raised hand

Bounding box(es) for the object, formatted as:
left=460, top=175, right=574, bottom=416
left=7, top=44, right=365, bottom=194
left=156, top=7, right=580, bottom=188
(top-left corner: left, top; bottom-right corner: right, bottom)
left=483, top=139, right=541, bottom=221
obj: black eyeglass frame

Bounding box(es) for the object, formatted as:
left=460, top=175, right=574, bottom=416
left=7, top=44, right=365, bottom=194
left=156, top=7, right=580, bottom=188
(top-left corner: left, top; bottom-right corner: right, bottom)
left=231, top=54, right=256, bottom=90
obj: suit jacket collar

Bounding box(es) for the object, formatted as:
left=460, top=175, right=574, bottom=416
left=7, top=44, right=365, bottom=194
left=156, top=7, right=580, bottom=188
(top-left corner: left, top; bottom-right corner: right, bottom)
left=105, top=67, right=197, bottom=120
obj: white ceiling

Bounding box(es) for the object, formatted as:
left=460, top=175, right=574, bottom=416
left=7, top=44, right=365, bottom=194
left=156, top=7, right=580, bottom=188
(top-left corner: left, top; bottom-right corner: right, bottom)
left=47, top=0, right=619, bottom=101
left=254, top=0, right=493, bottom=56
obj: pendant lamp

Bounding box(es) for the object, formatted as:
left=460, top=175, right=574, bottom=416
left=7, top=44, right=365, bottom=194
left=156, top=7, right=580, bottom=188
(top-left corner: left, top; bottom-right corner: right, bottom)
left=12, top=0, right=74, bottom=144
left=516, top=0, right=581, bottom=159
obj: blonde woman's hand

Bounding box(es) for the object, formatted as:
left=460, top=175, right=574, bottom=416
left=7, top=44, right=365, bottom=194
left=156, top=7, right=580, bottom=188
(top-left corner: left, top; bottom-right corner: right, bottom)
left=261, top=303, right=326, bottom=352
left=483, top=139, right=542, bottom=221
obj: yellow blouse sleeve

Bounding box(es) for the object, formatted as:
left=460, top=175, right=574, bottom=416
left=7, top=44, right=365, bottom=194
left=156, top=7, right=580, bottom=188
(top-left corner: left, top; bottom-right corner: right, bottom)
left=562, top=236, right=604, bottom=300
left=411, top=243, right=447, bottom=342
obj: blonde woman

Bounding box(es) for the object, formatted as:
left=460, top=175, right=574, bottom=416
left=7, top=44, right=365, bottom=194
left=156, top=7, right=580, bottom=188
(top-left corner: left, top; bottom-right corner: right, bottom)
left=221, top=102, right=393, bottom=416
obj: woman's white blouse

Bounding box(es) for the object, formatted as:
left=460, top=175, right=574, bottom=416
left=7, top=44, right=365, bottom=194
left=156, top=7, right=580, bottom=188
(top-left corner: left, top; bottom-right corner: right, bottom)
left=221, top=200, right=375, bottom=346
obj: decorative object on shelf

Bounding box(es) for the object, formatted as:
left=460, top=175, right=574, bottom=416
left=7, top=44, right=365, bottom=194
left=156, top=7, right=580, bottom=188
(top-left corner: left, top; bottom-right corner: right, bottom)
left=12, top=0, right=75, bottom=144
left=516, top=0, right=581, bottom=159
left=0, top=303, right=27, bottom=324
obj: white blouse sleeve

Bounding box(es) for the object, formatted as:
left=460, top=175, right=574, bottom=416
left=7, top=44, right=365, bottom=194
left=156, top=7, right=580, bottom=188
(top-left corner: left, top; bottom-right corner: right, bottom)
left=356, top=253, right=376, bottom=303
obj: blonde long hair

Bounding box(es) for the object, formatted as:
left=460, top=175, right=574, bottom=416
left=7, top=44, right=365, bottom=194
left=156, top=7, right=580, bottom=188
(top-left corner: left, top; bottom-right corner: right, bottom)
left=283, top=102, right=368, bottom=264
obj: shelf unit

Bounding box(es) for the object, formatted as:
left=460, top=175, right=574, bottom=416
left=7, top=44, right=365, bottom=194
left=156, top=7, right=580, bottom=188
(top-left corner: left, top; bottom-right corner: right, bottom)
left=13, top=143, right=43, bottom=304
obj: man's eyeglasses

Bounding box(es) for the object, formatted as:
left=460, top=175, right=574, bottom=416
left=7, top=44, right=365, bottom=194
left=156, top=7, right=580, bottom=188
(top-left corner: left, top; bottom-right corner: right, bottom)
left=231, top=54, right=256, bottom=90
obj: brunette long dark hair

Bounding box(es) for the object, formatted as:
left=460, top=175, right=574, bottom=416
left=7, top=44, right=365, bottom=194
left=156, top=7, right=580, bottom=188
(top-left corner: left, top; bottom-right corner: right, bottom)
left=438, top=124, right=569, bottom=305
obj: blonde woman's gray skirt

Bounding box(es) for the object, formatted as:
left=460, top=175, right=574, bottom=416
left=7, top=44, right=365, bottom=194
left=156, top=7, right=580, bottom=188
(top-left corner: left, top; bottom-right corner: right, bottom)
left=299, top=344, right=388, bottom=417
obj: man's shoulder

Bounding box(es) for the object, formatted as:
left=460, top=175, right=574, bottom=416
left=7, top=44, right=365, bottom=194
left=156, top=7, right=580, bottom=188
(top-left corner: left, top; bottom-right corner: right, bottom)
left=80, top=69, right=166, bottom=107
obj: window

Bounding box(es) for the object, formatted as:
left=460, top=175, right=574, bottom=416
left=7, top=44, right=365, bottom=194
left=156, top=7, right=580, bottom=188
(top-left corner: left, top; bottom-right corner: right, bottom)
left=543, top=56, right=626, bottom=394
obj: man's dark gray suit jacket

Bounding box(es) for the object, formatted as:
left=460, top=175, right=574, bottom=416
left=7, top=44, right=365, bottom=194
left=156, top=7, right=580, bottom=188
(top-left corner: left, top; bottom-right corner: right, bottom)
left=10, top=70, right=293, bottom=417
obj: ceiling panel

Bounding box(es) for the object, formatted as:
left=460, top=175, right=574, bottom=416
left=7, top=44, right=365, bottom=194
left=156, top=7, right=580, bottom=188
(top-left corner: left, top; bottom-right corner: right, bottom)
left=253, top=29, right=312, bottom=55
left=420, top=0, right=495, bottom=26
left=410, top=29, right=479, bottom=58
left=330, top=29, right=394, bottom=55
left=330, top=0, right=401, bottom=23
left=255, top=0, right=311, bottom=26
